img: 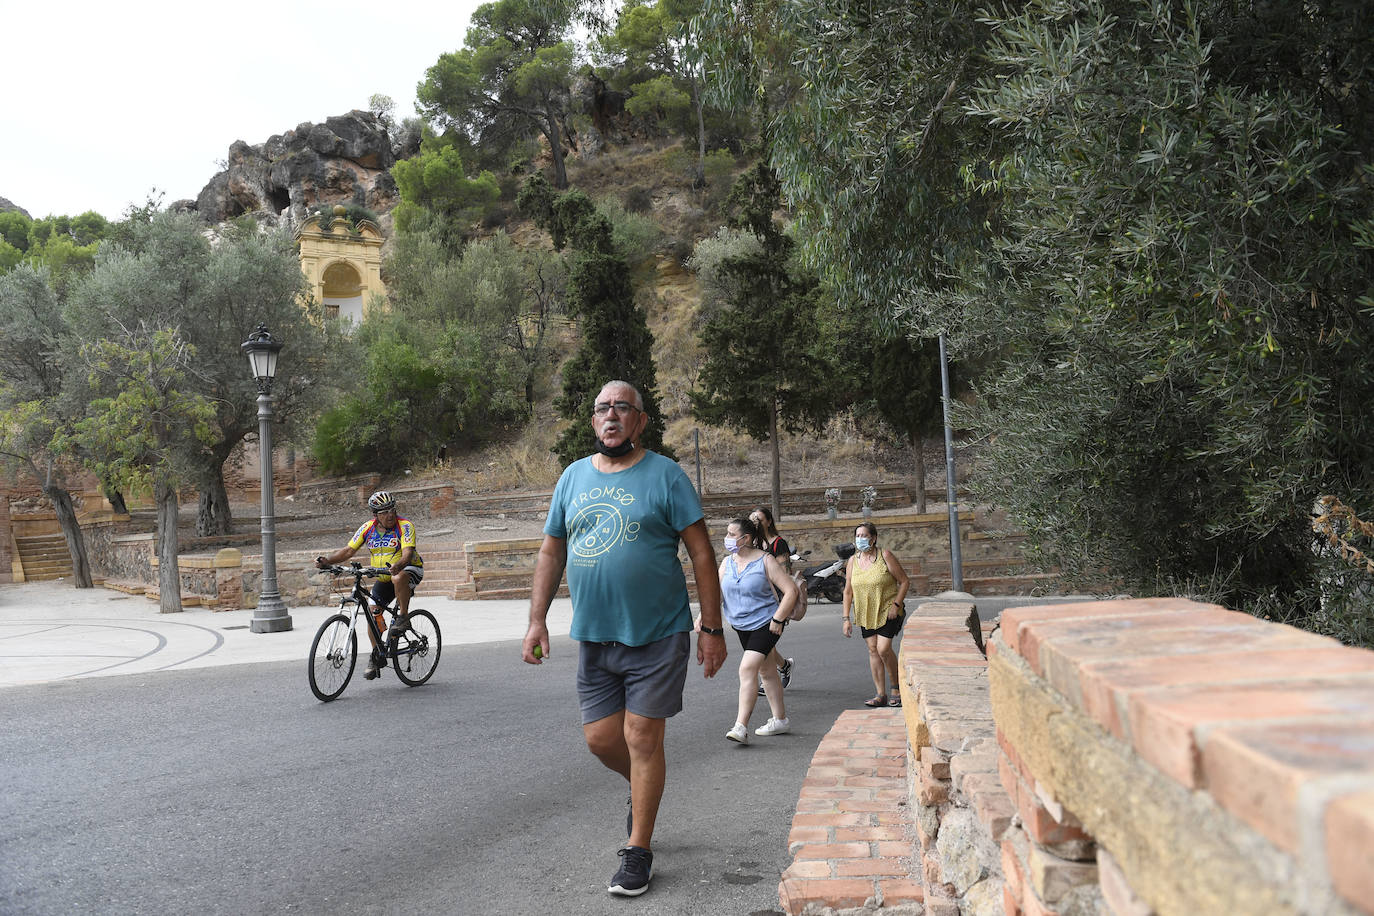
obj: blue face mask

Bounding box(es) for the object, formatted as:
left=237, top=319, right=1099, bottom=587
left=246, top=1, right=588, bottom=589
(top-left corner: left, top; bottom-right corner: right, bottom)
left=723, top=536, right=740, bottom=554
left=855, top=537, right=871, bottom=552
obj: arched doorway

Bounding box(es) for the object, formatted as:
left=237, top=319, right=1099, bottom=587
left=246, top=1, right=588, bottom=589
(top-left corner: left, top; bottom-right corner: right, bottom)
left=321, top=260, right=364, bottom=325
left=295, top=209, right=387, bottom=326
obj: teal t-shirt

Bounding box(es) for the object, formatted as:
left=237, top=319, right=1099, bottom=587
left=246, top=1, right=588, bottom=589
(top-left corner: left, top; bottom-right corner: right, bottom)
left=544, top=450, right=703, bottom=646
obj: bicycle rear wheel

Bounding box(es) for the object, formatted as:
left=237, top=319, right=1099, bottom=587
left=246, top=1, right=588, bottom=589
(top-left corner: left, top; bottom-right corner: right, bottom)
left=390, top=609, right=441, bottom=687
left=309, top=614, right=357, bottom=701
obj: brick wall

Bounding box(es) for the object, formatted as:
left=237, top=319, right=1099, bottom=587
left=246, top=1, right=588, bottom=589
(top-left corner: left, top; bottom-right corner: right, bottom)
left=784, top=598, right=1374, bottom=915
left=990, top=598, right=1374, bottom=916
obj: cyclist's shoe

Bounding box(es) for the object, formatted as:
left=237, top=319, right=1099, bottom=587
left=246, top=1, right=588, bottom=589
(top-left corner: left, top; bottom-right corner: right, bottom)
left=387, top=616, right=409, bottom=642
left=608, top=846, right=653, bottom=897
left=363, top=650, right=385, bottom=680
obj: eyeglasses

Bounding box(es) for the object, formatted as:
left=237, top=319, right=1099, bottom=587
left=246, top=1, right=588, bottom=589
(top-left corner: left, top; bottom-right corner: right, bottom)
left=593, top=401, right=641, bottom=417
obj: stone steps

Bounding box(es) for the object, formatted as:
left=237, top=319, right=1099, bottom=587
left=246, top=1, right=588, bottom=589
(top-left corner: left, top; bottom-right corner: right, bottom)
left=103, top=580, right=147, bottom=596
left=140, top=586, right=205, bottom=608
left=15, top=534, right=73, bottom=581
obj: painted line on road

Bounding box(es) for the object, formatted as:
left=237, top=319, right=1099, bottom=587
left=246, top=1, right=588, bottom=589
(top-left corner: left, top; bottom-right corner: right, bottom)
left=0, top=618, right=228, bottom=679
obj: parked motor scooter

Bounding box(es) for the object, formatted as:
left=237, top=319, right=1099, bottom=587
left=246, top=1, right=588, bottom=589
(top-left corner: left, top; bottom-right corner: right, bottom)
left=799, top=543, right=855, bottom=604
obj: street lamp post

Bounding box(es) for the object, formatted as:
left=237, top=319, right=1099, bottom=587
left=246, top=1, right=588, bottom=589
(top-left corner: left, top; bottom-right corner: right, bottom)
left=938, top=333, right=965, bottom=594
left=241, top=324, right=292, bottom=633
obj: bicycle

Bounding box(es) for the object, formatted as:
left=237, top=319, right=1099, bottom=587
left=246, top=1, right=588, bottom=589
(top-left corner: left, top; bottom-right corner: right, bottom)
left=308, top=562, right=442, bottom=702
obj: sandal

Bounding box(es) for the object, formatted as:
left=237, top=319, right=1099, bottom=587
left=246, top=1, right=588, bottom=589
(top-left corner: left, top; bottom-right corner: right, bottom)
left=888, top=692, right=902, bottom=707
left=863, top=695, right=888, bottom=707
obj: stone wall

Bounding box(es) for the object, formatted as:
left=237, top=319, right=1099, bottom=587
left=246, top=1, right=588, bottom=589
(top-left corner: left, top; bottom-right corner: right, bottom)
left=87, top=528, right=155, bottom=584
left=457, top=510, right=1025, bottom=600
left=897, top=598, right=1374, bottom=916
left=901, top=601, right=1013, bottom=916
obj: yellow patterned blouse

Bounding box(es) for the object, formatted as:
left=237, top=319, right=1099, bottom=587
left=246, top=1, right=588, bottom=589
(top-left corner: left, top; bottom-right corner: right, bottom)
left=849, top=550, right=901, bottom=630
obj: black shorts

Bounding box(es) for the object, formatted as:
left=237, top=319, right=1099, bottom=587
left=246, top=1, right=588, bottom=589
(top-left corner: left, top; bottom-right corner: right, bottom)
left=371, top=567, right=423, bottom=608
left=860, top=613, right=903, bottom=640
left=734, top=624, right=782, bottom=656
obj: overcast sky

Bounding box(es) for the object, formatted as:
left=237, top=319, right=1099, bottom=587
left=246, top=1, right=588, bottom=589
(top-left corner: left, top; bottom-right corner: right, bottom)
left=5, top=0, right=487, bottom=221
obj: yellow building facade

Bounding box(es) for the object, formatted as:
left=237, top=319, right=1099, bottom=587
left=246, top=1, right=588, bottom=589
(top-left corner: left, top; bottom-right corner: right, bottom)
left=295, top=206, right=386, bottom=324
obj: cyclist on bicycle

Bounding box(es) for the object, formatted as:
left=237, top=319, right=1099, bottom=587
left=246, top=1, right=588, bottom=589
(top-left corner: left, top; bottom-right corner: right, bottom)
left=315, top=491, right=425, bottom=679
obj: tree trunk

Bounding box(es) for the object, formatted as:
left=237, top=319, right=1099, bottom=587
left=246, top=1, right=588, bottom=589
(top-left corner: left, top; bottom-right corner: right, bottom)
left=769, top=399, right=782, bottom=521
left=101, top=478, right=129, bottom=516
left=195, top=465, right=233, bottom=537
left=154, top=477, right=183, bottom=614
left=912, top=433, right=928, bottom=515
left=44, top=483, right=94, bottom=588
left=546, top=111, right=569, bottom=189
left=690, top=74, right=707, bottom=189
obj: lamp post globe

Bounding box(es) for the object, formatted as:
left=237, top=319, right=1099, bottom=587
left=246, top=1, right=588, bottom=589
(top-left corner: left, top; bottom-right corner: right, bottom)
left=241, top=324, right=292, bottom=633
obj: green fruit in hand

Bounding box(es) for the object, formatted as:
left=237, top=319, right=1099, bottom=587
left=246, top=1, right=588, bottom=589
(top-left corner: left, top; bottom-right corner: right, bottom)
left=533, top=645, right=544, bottom=659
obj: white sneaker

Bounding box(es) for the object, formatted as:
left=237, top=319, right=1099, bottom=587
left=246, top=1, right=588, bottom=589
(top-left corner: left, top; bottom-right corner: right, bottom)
left=755, top=717, right=791, bottom=736
left=726, top=723, right=750, bottom=744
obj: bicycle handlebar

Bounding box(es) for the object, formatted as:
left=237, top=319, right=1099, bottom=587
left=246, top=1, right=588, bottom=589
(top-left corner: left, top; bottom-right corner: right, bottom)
left=319, top=562, right=390, bottom=578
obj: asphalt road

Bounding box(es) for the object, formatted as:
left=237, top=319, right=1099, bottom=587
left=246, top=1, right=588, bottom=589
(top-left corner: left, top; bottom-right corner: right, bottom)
left=0, top=604, right=891, bottom=916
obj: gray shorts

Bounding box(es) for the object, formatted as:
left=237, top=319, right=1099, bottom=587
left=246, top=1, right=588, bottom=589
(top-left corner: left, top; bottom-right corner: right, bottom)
left=577, top=632, right=691, bottom=724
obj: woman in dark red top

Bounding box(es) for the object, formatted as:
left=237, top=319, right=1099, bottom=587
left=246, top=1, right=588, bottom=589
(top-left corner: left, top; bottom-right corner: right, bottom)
left=751, top=506, right=795, bottom=689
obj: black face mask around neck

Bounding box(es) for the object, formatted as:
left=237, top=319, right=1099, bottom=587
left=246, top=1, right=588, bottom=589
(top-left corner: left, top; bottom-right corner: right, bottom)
left=594, top=438, right=636, bottom=458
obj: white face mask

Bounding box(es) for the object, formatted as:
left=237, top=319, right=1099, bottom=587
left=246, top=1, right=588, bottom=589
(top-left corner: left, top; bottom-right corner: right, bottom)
left=855, top=536, right=871, bottom=552
left=723, top=536, right=740, bottom=554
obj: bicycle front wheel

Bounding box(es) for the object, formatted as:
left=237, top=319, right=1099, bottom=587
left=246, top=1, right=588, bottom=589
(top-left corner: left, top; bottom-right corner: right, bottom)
left=390, top=609, right=441, bottom=687
left=309, top=613, right=357, bottom=701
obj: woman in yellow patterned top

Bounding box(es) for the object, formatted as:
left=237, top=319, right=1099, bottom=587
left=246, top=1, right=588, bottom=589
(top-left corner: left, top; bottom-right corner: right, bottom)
left=841, top=521, right=910, bottom=708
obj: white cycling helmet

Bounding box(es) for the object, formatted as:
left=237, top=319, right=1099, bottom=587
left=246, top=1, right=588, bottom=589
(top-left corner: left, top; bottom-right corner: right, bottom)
left=368, top=490, right=396, bottom=512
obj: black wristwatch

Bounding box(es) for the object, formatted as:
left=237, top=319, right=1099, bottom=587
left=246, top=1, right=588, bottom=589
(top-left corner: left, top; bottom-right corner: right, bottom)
left=700, top=625, right=725, bottom=636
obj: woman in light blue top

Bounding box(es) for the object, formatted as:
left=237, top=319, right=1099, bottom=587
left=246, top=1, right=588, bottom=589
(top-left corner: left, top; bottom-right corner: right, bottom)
left=717, top=516, right=798, bottom=744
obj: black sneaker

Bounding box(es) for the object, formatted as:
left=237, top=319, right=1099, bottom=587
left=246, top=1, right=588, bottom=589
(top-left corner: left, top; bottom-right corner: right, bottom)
left=626, top=792, right=633, bottom=838
left=608, top=846, right=653, bottom=897
left=779, top=657, right=794, bottom=688
left=363, top=651, right=385, bottom=680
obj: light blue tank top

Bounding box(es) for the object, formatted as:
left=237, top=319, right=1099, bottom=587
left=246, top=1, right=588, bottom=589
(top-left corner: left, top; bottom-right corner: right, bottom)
left=721, top=554, right=778, bottom=631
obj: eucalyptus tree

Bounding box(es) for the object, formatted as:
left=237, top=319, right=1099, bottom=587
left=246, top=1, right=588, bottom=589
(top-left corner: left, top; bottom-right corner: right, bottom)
left=695, top=0, right=997, bottom=317
left=418, top=0, right=579, bottom=189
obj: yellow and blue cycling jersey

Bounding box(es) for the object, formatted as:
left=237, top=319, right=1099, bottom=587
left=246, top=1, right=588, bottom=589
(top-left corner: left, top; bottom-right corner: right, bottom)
left=348, top=517, right=423, bottom=580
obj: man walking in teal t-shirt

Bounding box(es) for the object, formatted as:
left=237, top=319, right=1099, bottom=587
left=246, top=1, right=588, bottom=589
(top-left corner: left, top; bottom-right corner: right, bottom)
left=523, top=379, right=727, bottom=898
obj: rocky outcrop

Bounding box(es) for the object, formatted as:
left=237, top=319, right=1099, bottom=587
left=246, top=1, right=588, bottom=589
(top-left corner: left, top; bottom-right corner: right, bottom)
left=0, top=196, right=31, bottom=218
left=193, top=110, right=409, bottom=228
